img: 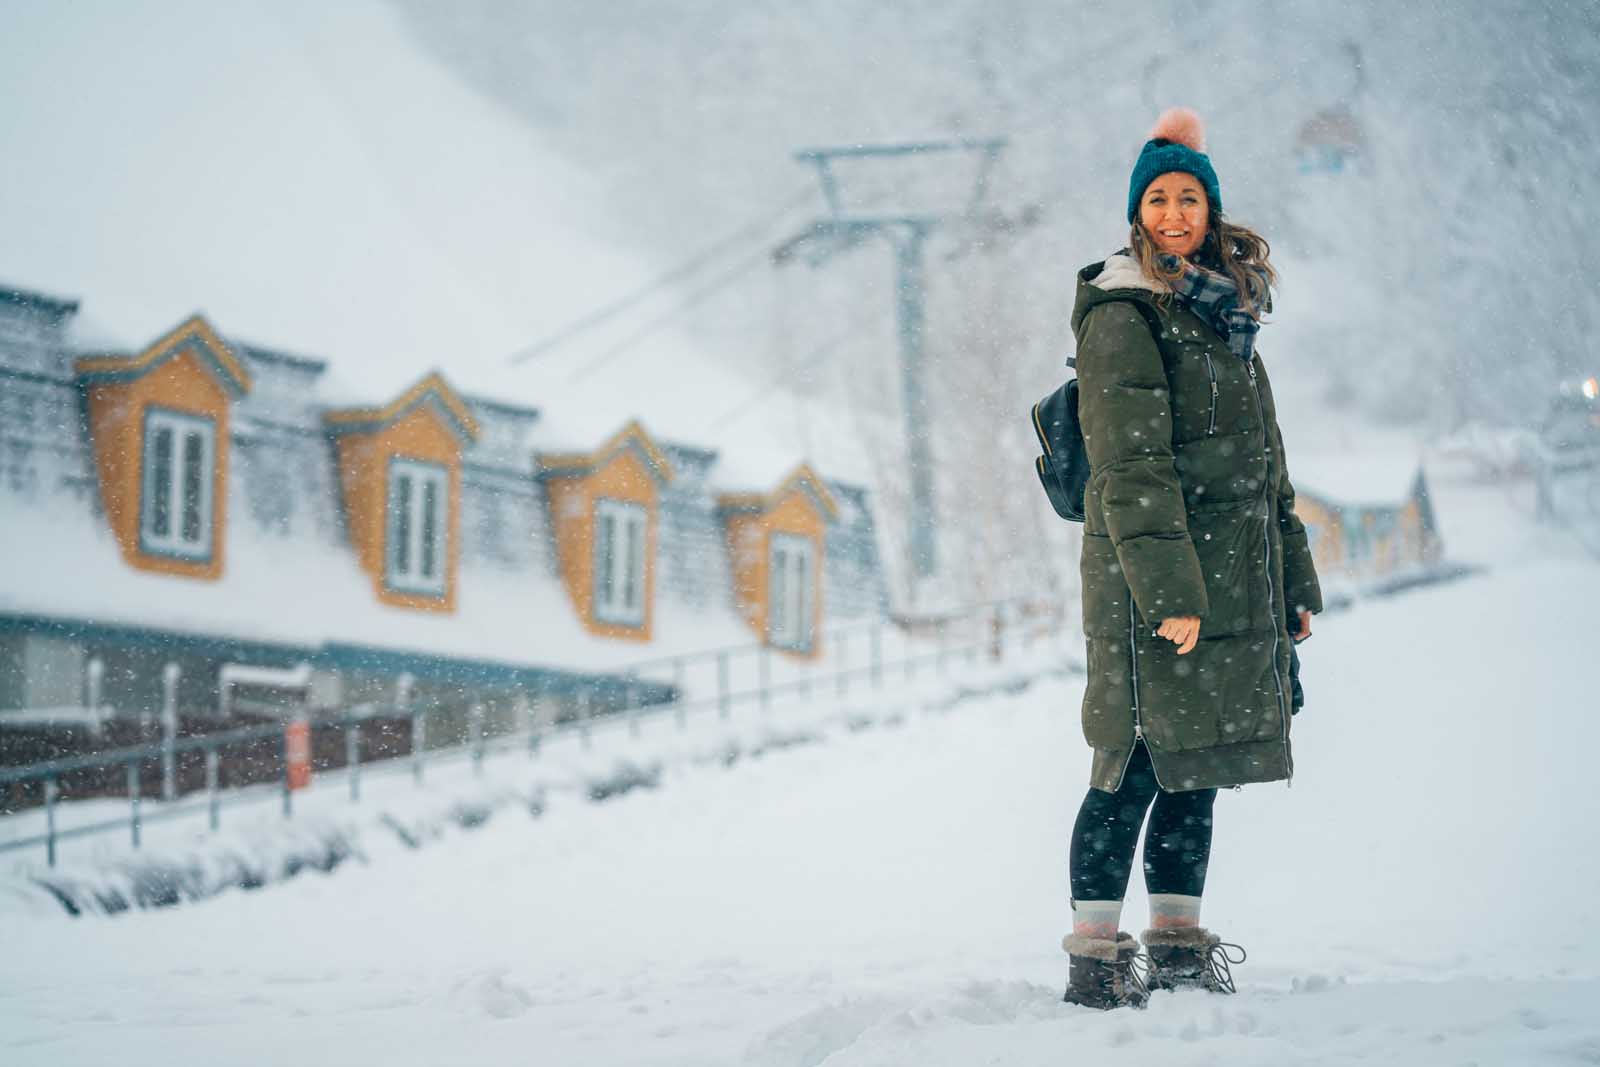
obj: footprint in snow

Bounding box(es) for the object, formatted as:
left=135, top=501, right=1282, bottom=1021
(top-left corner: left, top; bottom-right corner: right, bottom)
left=451, top=969, right=535, bottom=1020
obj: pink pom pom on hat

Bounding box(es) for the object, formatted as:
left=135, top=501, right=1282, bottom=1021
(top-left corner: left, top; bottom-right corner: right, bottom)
left=1149, top=106, right=1206, bottom=152
left=1126, top=106, right=1221, bottom=222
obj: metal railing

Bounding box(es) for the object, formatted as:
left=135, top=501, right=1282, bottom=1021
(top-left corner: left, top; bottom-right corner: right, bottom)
left=0, top=598, right=1068, bottom=867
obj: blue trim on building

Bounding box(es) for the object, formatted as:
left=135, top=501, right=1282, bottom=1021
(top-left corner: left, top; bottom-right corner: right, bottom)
left=76, top=336, right=250, bottom=399
left=0, top=613, right=318, bottom=665
left=461, top=461, right=540, bottom=487
left=464, top=393, right=540, bottom=420
left=323, top=391, right=476, bottom=444
left=0, top=613, right=674, bottom=703
left=237, top=342, right=328, bottom=374
left=1, top=286, right=79, bottom=320
left=537, top=437, right=671, bottom=486
left=660, top=441, right=720, bottom=467
left=0, top=365, right=74, bottom=388
left=715, top=478, right=837, bottom=524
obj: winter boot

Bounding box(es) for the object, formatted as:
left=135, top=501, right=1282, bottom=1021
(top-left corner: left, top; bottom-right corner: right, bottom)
left=1141, top=927, right=1246, bottom=994
left=1061, top=931, right=1149, bottom=1010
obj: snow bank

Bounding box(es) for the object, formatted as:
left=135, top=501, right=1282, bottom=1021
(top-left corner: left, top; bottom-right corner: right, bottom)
left=1, top=648, right=1075, bottom=920
left=0, top=487, right=1595, bottom=1063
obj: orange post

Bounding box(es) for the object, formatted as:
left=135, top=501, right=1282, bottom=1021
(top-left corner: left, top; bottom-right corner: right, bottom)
left=285, top=720, right=312, bottom=791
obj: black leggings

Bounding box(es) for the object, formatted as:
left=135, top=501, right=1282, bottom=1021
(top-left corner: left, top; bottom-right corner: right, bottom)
left=1069, top=742, right=1217, bottom=901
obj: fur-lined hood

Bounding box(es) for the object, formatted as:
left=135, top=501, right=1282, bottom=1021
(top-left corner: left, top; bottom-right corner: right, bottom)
left=1069, top=253, right=1167, bottom=341
left=1090, top=252, right=1168, bottom=295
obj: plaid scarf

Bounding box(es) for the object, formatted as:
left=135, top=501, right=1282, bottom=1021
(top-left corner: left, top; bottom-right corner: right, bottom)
left=1156, top=253, right=1270, bottom=363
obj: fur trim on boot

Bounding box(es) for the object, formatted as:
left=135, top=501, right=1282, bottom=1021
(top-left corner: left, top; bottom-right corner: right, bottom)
left=1061, top=932, right=1149, bottom=1010
left=1141, top=927, right=1246, bottom=994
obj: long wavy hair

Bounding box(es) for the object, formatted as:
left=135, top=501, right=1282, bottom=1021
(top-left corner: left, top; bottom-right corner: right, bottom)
left=1128, top=209, right=1278, bottom=320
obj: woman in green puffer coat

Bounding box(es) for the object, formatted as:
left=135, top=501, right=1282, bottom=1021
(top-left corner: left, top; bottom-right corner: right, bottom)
left=1060, top=108, right=1323, bottom=1011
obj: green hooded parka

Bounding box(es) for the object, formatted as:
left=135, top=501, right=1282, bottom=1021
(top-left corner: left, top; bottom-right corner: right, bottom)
left=1071, top=254, right=1323, bottom=792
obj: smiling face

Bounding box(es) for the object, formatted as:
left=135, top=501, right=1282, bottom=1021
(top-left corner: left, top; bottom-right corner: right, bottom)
left=1139, top=171, right=1209, bottom=258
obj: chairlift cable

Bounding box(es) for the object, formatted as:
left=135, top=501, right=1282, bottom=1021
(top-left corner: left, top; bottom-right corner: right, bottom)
left=506, top=184, right=816, bottom=366
left=561, top=184, right=908, bottom=384
left=565, top=243, right=777, bottom=383
left=707, top=319, right=870, bottom=431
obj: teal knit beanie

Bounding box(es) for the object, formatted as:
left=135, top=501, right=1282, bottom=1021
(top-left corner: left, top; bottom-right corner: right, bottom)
left=1126, top=107, right=1222, bottom=223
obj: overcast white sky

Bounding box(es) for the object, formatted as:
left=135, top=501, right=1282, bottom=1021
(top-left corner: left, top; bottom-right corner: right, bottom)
left=0, top=0, right=667, bottom=397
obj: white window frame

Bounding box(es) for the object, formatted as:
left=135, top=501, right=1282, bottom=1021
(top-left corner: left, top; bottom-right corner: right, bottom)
left=386, top=458, right=449, bottom=597
left=593, top=498, right=648, bottom=627
left=139, top=407, right=216, bottom=561
left=767, top=533, right=815, bottom=651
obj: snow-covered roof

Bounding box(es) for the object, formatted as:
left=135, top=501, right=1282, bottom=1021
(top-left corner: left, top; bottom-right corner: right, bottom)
left=1292, top=454, right=1426, bottom=508
left=0, top=2, right=885, bottom=494
left=0, top=490, right=752, bottom=678
left=0, top=283, right=77, bottom=321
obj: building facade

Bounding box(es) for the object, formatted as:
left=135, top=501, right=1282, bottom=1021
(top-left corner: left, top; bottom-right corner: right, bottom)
left=1294, top=469, right=1444, bottom=587
left=0, top=286, right=890, bottom=729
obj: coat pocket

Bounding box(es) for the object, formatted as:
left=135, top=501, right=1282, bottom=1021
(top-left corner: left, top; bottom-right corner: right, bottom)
left=1186, top=505, right=1265, bottom=638
left=1079, top=533, right=1132, bottom=639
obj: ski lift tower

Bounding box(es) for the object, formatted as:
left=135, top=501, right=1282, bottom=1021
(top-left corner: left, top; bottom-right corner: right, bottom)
left=773, top=137, right=1007, bottom=603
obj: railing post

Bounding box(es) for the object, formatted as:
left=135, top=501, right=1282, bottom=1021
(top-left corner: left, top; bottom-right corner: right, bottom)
left=470, top=702, right=486, bottom=776
left=281, top=732, right=293, bottom=820
left=396, top=672, right=422, bottom=785
left=626, top=680, right=641, bottom=739
left=717, top=652, right=730, bottom=719
left=161, top=662, right=181, bottom=802
left=86, top=656, right=105, bottom=736
left=579, top=689, right=593, bottom=749
left=205, top=748, right=220, bottom=831
left=44, top=777, right=57, bottom=868
left=525, top=691, right=542, bottom=758
left=347, top=721, right=362, bottom=802
left=672, top=657, right=687, bottom=730
left=871, top=625, right=883, bottom=689
left=759, top=645, right=771, bottom=713
left=127, top=761, right=141, bottom=849
left=411, top=706, right=426, bottom=785
left=837, top=633, right=849, bottom=698
left=798, top=652, right=811, bottom=702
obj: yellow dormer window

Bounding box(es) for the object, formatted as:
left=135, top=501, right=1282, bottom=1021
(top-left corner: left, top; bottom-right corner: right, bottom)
left=767, top=532, right=816, bottom=652
left=74, top=315, right=251, bottom=581
left=594, top=498, right=648, bottom=627
left=139, top=407, right=217, bottom=561
left=324, top=372, right=478, bottom=613
left=385, top=458, right=449, bottom=598
left=717, top=464, right=837, bottom=658
left=538, top=421, right=673, bottom=642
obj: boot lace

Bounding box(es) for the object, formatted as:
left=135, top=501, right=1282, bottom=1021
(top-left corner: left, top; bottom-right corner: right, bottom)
left=1121, top=949, right=1153, bottom=1004
left=1204, top=941, right=1247, bottom=994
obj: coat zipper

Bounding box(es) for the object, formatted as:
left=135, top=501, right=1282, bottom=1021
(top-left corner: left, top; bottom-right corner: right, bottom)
left=1113, top=590, right=1166, bottom=791
left=1246, top=358, right=1292, bottom=785
left=1203, top=353, right=1219, bottom=435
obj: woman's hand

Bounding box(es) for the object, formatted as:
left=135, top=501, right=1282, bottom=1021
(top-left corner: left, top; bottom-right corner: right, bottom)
left=1294, top=610, right=1312, bottom=642
left=1156, top=615, right=1201, bottom=655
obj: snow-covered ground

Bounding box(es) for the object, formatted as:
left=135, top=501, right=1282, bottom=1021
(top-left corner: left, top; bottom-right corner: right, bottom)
left=2, top=473, right=1596, bottom=1065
